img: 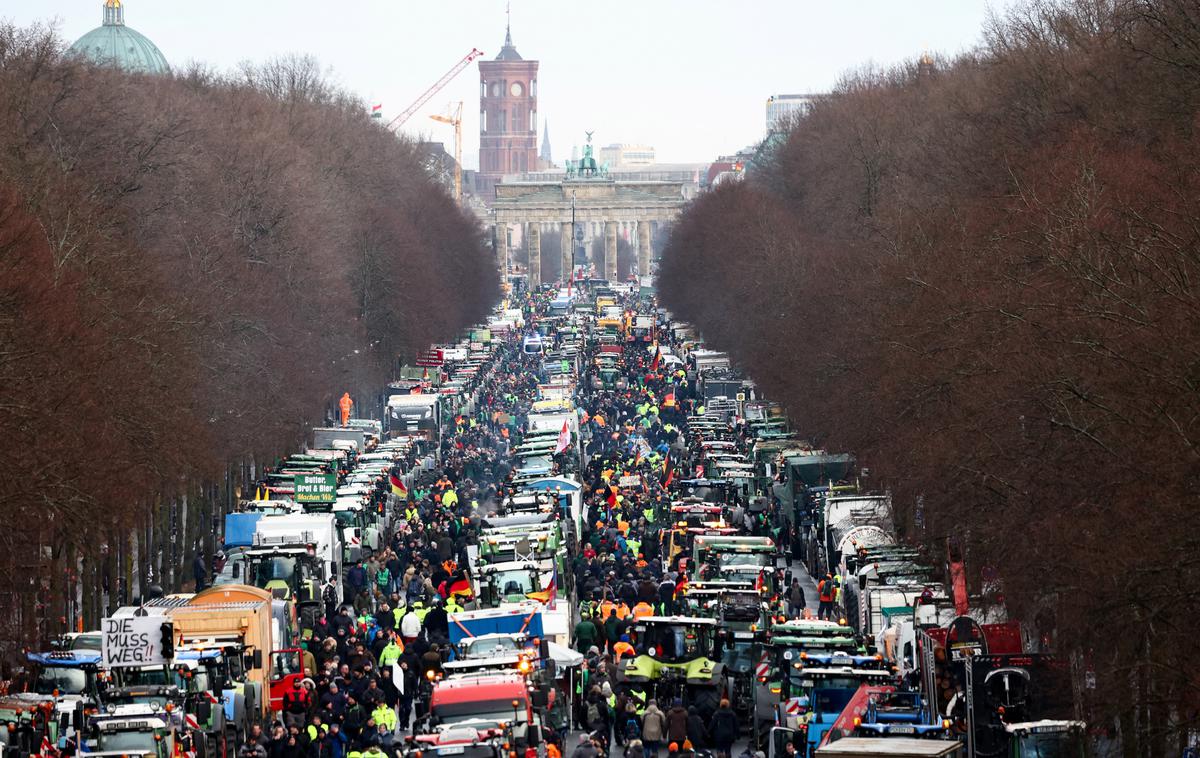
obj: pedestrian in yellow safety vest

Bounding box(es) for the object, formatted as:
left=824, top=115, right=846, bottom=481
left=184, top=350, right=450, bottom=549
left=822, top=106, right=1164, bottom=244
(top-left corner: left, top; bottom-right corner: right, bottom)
left=371, top=702, right=397, bottom=732
left=379, top=635, right=404, bottom=666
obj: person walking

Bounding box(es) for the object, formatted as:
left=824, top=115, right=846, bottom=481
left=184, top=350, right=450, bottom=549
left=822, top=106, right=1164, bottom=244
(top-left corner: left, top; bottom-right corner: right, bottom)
left=192, top=551, right=207, bottom=592
left=685, top=706, right=708, bottom=750
left=817, top=573, right=835, bottom=620
left=641, top=699, right=667, bottom=757
left=787, top=578, right=806, bottom=618
left=575, top=612, right=599, bottom=653
left=665, top=699, right=688, bottom=747
left=709, top=700, right=739, bottom=758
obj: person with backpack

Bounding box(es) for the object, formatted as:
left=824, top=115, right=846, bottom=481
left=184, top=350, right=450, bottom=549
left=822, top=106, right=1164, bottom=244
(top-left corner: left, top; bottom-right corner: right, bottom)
left=618, top=702, right=642, bottom=748
left=585, top=685, right=609, bottom=739
left=817, top=573, right=835, bottom=620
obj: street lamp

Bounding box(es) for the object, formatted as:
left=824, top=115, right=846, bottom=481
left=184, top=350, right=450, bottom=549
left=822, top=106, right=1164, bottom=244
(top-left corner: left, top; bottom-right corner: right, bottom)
left=569, top=191, right=577, bottom=293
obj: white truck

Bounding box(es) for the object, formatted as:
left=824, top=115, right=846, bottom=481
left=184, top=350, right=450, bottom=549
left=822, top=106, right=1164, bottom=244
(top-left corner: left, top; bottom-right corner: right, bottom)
left=245, top=514, right=342, bottom=633
left=386, top=394, right=443, bottom=441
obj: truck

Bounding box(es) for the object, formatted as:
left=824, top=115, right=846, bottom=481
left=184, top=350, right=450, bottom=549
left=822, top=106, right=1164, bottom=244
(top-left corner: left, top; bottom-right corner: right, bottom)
left=447, top=606, right=546, bottom=647
left=809, top=738, right=964, bottom=757
left=310, top=427, right=370, bottom=452
left=245, top=513, right=341, bottom=634
left=386, top=393, right=444, bottom=441
left=146, top=584, right=275, bottom=746
left=423, top=673, right=549, bottom=751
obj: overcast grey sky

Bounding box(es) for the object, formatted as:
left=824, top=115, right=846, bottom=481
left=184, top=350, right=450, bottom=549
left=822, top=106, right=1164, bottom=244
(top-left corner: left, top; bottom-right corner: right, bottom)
left=6, top=1, right=1021, bottom=167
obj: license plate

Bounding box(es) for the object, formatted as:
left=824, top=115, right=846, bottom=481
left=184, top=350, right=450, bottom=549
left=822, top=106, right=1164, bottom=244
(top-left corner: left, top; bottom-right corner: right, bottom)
left=831, top=655, right=851, bottom=664
left=439, top=748, right=466, bottom=755
left=889, top=726, right=915, bottom=735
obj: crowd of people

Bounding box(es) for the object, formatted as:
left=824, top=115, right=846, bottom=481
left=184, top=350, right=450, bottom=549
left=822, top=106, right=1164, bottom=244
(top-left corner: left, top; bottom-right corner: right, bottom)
left=241, top=286, right=798, bottom=758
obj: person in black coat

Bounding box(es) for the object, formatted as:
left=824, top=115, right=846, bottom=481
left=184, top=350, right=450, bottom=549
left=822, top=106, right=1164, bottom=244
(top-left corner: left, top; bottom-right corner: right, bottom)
left=685, top=706, right=708, bottom=749
left=192, top=553, right=207, bottom=591
left=708, top=700, right=739, bottom=758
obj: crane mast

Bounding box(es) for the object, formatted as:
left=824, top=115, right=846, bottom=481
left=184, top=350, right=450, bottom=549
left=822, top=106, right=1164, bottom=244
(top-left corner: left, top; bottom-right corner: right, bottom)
left=429, top=102, right=464, bottom=205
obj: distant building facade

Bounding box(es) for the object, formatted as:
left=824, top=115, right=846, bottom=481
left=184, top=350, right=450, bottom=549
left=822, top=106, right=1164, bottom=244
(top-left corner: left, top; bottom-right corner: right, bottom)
left=478, top=24, right=539, bottom=193
left=766, top=93, right=816, bottom=132
left=599, top=143, right=656, bottom=168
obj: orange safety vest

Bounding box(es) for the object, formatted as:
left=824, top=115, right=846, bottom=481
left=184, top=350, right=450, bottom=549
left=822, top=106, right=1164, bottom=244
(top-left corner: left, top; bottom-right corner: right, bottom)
left=613, top=641, right=635, bottom=661
left=598, top=600, right=616, bottom=621
left=615, top=603, right=630, bottom=620
left=632, top=602, right=653, bottom=619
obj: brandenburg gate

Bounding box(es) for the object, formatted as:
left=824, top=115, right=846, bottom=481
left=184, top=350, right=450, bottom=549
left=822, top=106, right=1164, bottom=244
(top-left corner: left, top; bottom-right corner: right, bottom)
left=491, top=136, right=687, bottom=286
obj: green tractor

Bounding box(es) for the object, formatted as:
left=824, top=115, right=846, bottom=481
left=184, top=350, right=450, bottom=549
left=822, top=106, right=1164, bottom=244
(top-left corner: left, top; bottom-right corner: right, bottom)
left=616, top=616, right=727, bottom=719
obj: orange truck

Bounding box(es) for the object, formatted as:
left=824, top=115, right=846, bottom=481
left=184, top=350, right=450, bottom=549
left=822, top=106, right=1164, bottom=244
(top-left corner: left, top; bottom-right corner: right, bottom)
left=147, top=584, right=274, bottom=738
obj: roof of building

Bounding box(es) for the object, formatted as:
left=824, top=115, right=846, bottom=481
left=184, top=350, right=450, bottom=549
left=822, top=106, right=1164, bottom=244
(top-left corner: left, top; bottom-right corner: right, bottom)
left=68, top=0, right=170, bottom=76
left=495, top=23, right=522, bottom=61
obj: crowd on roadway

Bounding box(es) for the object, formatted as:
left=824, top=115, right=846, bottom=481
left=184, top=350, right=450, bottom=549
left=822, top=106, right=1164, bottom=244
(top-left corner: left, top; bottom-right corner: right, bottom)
left=241, top=284, right=798, bottom=758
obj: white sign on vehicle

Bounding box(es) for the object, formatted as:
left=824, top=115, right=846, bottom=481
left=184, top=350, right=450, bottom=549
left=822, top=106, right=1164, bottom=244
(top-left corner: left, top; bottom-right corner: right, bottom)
left=102, top=616, right=170, bottom=668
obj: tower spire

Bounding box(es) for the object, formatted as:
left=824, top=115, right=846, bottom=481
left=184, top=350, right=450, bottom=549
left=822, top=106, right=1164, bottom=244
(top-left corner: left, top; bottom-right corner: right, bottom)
left=540, top=120, right=552, bottom=164
left=505, top=2, right=512, bottom=47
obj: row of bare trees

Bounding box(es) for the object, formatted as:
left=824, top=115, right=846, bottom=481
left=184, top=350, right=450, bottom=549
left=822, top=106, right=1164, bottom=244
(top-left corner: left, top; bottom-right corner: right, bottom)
left=660, top=0, right=1200, bottom=752
left=0, top=26, right=498, bottom=663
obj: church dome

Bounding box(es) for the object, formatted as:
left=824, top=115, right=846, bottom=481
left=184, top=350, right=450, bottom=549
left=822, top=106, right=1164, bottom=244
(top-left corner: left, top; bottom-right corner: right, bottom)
left=68, top=1, right=170, bottom=76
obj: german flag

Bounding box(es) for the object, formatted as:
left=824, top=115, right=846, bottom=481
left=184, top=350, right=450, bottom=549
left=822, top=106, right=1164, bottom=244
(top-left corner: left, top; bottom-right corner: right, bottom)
left=447, top=575, right=474, bottom=599
left=389, top=473, right=408, bottom=498
left=526, top=566, right=558, bottom=606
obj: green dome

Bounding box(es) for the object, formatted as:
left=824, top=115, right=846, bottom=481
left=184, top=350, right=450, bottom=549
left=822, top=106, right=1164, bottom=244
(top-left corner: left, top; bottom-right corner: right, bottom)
left=68, top=1, right=170, bottom=76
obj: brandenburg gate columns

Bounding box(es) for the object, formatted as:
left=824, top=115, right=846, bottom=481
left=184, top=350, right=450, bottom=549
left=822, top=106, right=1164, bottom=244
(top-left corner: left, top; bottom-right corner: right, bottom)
left=604, top=220, right=618, bottom=282
left=527, top=223, right=541, bottom=289
left=494, top=223, right=508, bottom=276
left=637, top=220, right=652, bottom=278
left=559, top=223, right=572, bottom=285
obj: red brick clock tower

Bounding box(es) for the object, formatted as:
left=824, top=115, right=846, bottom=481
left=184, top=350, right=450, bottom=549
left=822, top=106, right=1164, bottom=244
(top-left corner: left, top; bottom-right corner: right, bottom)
left=479, top=21, right=538, bottom=192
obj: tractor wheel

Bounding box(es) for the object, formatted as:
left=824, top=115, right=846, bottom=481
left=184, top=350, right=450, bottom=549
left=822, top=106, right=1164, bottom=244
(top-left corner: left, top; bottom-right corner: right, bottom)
left=689, top=685, right=721, bottom=720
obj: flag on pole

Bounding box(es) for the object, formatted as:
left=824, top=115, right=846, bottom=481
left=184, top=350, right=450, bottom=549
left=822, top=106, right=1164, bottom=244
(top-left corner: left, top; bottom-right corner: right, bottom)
left=650, top=343, right=661, bottom=372
left=555, top=420, right=570, bottom=454
left=526, top=565, right=558, bottom=607
left=389, top=472, right=408, bottom=498
left=371, top=103, right=383, bottom=119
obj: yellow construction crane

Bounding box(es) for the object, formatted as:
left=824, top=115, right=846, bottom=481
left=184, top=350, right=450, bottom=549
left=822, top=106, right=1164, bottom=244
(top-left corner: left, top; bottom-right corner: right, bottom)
left=430, top=101, right=464, bottom=205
